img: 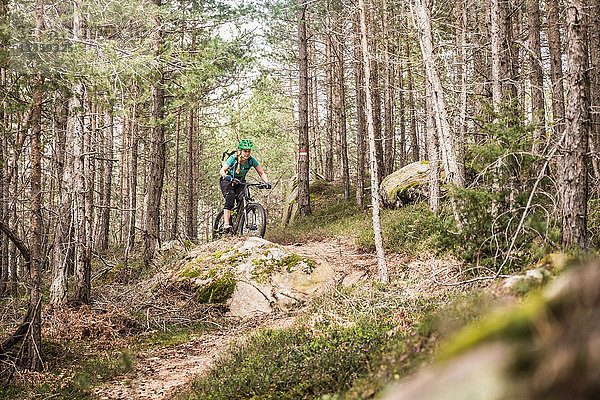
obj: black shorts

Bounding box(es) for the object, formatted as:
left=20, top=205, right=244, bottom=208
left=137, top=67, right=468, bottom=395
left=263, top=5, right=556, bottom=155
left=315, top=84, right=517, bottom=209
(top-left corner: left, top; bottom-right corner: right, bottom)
left=220, top=178, right=244, bottom=210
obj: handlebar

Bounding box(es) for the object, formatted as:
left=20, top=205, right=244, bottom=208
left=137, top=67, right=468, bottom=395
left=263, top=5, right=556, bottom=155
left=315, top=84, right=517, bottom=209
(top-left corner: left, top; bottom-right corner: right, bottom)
left=230, top=178, right=271, bottom=189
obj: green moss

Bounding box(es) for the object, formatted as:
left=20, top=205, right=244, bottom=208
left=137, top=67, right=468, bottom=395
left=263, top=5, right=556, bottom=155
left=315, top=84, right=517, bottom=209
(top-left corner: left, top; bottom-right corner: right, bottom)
left=223, top=252, right=244, bottom=265
left=180, top=265, right=204, bottom=279
left=196, top=273, right=236, bottom=303
left=251, top=258, right=278, bottom=283
left=440, top=294, right=546, bottom=360
left=251, top=252, right=317, bottom=283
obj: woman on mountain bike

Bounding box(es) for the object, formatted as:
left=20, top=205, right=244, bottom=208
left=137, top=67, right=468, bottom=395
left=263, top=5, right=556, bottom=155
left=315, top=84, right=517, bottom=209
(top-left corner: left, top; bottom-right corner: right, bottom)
left=219, top=139, right=271, bottom=231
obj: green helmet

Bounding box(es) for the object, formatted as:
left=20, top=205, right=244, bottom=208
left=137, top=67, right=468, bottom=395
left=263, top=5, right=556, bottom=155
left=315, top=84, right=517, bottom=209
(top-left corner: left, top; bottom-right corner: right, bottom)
left=238, top=139, right=254, bottom=149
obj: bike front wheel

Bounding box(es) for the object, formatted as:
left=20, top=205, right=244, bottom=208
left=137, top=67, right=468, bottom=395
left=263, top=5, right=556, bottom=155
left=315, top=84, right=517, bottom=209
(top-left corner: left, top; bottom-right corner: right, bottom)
left=240, top=203, right=267, bottom=238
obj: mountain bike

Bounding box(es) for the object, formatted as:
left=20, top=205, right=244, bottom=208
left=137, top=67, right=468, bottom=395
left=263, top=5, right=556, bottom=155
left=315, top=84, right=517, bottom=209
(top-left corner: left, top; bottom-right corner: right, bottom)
left=213, top=179, right=269, bottom=239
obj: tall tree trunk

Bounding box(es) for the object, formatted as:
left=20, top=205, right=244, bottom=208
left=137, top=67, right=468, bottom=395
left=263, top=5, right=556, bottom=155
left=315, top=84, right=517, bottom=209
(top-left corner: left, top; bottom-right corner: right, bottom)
left=425, top=77, right=440, bottom=211
left=359, top=0, right=388, bottom=283
left=454, top=0, right=467, bottom=179
left=490, top=0, right=510, bottom=109
left=472, top=0, right=492, bottom=125
left=406, top=41, right=418, bottom=162
left=547, top=0, right=566, bottom=141
left=397, top=35, right=407, bottom=168
left=589, top=0, right=600, bottom=179
left=185, top=107, right=197, bottom=243
left=0, top=91, right=5, bottom=296
left=413, top=0, right=464, bottom=188
left=325, top=13, right=334, bottom=182
left=559, top=0, right=589, bottom=249
left=99, top=110, right=113, bottom=251
left=119, top=116, right=128, bottom=243
left=333, top=15, right=350, bottom=200
left=308, top=29, right=319, bottom=177
left=9, top=157, right=17, bottom=296
left=310, top=36, right=323, bottom=176
left=171, top=108, right=181, bottom=240
left=94, top=106, right=105, bottom=250
left=143, top=0, right=167, bottom=265
left=71, top=1, right=89, bottom=304
left=382, top=0, right=395, bottom=176
left=297, top=0, right=311, bottom=216
left=354, top=13, right=366, bottom=208
left=528, top=0, right=545, bottom=153
left=127, top=115, right=139, bottom=252
left=368, top=5, right=384, bottom=182
left=27, top=0, right=44, bottom=370
left=0, top=0, right=7, bottom=298
left=50, top=94, right=70, bottom=305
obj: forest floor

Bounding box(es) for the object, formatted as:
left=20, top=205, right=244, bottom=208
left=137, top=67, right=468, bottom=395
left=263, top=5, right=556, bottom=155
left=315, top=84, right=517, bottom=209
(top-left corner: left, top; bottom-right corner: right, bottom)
left=90, top=236, right=466, bottom=400
left=92, top=315, right=298, bottom=400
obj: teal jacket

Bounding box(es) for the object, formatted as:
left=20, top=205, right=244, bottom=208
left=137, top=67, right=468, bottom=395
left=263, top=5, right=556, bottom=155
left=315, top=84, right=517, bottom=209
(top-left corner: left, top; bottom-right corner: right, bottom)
left=224, top=155, right=259, bottom=180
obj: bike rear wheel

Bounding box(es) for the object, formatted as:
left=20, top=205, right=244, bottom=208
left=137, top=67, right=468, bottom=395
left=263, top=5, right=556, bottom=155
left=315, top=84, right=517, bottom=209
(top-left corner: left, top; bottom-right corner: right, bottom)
left=240, top=203, right=267, bottom=238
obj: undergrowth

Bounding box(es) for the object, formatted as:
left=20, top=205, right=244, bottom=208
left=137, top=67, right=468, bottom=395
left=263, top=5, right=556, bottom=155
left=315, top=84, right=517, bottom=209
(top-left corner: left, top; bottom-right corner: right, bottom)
left=185, top=283, right=495, bottom=400
left=266, top=180, right=370, bottom=245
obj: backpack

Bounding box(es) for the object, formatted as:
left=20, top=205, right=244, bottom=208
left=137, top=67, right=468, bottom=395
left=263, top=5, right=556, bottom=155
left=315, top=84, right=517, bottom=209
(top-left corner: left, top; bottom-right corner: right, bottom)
left=222, top=147, right=239, bottom=162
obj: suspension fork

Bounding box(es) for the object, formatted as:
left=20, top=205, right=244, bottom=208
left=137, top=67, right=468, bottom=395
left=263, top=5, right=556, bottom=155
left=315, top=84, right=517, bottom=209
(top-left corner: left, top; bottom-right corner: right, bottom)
left=240, top=197, right=248, bottom=232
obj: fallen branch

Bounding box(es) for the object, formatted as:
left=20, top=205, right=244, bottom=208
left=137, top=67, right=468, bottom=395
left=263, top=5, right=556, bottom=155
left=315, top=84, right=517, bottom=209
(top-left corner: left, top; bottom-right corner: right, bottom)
left=0, top=221, right=30, bottom=262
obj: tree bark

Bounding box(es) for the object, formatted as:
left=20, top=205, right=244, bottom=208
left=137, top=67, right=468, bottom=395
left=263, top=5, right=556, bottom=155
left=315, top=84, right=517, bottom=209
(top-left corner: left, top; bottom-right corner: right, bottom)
left=589, top=0, right=600, bottom=179
left=0, top=0, right=8, bottom=298
left=382, top=0, right=395, bottom=176
left=359, top=0, right=388, bottom=283
left=298, top=0, right=311, bottom=216
left=27, top=0, right=44, bottom=370
left=70, top=0, right=89, bottom=303
left=171, top=108, right=181, bottom=240
left=559, top=0, right=589, bottom=250
left=127, top=115, right=139, bottom=253
left=547, top=0, right=566, bottom=141
left=425, top=77, right=440, bottom=211
left=354, top=13, right=366, bottom=208
left=310, top=36, right=323, bottom=177
left=98, top=111, right=113, bottom=251
left=413, top=0, right=464, bottom=188
left=368, top=5, right=384, bottom=182
left=50, top=94, right=71, bottom=306
left=332, top=14, right=350, bottom=200
left=94, top=106, right=105, bottom=250
left=490, top=0, right=517, bottom=110
left=528, top=0, right=545, bottom=153
left=454, top=0, right=467, bottom=179
left=397, top=34, right=406, bottom=168
left=185, top=107, right=197, bottom=243
left=325, top=13, right=334, bottom=182
left=143, top=0, right=167, bottom=265
left=406, top=41, right=418, bottom=162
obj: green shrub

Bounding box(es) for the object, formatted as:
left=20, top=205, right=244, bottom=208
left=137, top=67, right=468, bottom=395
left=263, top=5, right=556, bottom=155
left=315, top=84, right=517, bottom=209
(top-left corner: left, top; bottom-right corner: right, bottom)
left=356, top=202, right=447, bottom=256
left=587, top=197, right=600, bottom=250
left=187, top=323, right=392, bottom=400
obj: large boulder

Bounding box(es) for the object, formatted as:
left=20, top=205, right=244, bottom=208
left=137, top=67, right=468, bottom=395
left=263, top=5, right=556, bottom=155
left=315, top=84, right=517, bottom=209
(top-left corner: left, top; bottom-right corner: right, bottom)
left=380, top=161, right=431, bottom=207
left=382, top=261, right=600, bottom=400
left=169, top=237, right=335, bottom=318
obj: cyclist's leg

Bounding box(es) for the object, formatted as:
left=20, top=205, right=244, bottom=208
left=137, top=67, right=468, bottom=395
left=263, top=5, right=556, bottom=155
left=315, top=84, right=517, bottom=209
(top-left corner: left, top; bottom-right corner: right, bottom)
left=220, top=178, right=236, bottom=228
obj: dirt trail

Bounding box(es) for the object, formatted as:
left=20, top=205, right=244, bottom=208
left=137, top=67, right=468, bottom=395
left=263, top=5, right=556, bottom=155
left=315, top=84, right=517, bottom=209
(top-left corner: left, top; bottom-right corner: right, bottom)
left=93, top=316, right=297, bottom=400
left=92, top=237, right=440, bottom=400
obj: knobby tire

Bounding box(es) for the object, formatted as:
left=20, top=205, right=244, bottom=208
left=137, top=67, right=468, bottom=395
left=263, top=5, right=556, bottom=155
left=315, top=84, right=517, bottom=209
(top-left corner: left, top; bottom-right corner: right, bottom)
left=240, top=203, right=267, bottom=238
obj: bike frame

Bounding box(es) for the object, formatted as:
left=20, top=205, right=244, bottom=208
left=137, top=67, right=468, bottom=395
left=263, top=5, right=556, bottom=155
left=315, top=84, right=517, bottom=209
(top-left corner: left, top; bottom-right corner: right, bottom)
left=230, top=180, right=261, bottom=234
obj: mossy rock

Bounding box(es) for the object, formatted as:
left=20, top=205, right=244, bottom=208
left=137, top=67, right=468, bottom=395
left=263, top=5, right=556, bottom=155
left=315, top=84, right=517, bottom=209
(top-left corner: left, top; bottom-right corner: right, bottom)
left=251, top=252, right=317, bottom=283
left=380, top=161, right=431, bottom=207
left=196, top=273, right=236, bottom=303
